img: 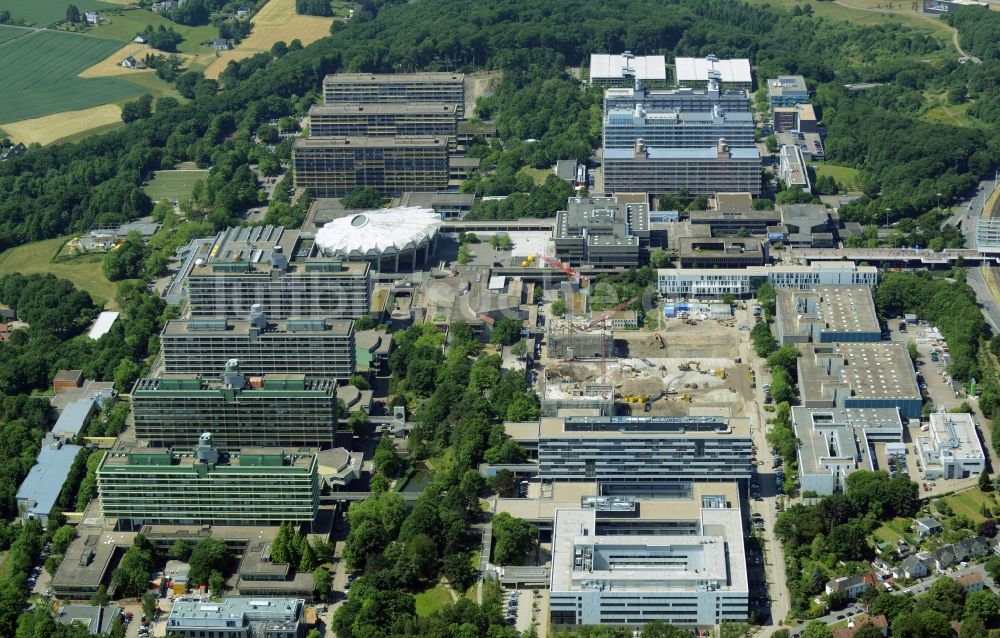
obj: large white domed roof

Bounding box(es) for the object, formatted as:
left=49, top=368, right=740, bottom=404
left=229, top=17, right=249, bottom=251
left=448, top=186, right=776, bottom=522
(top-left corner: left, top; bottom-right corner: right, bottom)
left=314, top=206, right=440, bottom=257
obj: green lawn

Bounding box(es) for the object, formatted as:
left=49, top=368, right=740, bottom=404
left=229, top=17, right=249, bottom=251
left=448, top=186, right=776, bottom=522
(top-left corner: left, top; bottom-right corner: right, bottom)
left=2, top=0, right=119, bottom=26
left=0, top=30, right=143, bottom=124
left=0, top=551, right=8, bottom=583
left=0, top=236, right=118, bottom=309
left=808, top=162, right=861, bottom=191
left=144, top=169, right=210, bottom=204
left=414, top=585, right=454, bottom=617
left=87, top=7, right=219, bottom=54
left=940, top=488, right=995, bottom=524
left=873, top=517, right=914, bottom=545
left=518, top=166, right=553, bottom=185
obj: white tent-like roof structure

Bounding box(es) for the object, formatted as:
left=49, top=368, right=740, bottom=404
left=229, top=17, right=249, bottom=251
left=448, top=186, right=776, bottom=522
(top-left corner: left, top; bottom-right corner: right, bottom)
left=314, top=206, right=441, bottom=258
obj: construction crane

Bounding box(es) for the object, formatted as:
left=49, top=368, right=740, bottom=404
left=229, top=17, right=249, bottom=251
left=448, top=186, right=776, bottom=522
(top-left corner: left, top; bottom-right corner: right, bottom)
left=536, top=254, right=580, bottom=281
left=585, top=296, right=640, bottom=380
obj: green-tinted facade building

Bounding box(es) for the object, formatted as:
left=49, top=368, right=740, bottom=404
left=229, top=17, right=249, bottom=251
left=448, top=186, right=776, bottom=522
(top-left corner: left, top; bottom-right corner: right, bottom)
left=97, top=433, right=319, bottom=528
left=132, top=365, right=338, bottom=449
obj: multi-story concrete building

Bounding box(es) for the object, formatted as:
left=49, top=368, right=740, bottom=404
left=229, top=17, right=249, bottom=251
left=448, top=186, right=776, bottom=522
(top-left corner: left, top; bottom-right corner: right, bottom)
left=797, top=342, right=922, bottom=418
left=778, top=144, right=811, bottom=192
left=97, top=433, right=319, bottom=527
left=675, top=55, right=752, bottom=90
left=918, top=412, right=986, bottom=480
left=161, top=306, right=355, bottom=378
left=603, top=81, right=749, bottom=114
left=549, top=491, right=748, bottom=627
left=553, top=195, right=651, bottom=266
left=506, top=415, right=752, bottom=494
left=604, top=140, right=761, bottom=195
left=322, top=72, right=465, bottom=114
left=792, top=407, right=904, bottom=495
left=975, top=217, right=1000, bottom=251
left=689, top=210, right=781, bottom=236
left=308, top=103, right=458, bottom=139
left=589, top=52, right=667, bottom=86
left=398, top=191, right=475, bottom=219
left=775, top=285, right=881, bottom=344
left=132, top=363, right=338, bottom=449
left=603, top=104, right=754, bottom=149
left=540, top=382, right=616, bottom=417
left=678, top=237, right=767, bottom=268
left=186, top=225, right=371, bottom=320
left=656, top=262, right=878, bottom=299
left=167, top=597, right=305, bottom=638
left=546, top=319, right=613, bottom=360
left=292, top=136, right=449, bottom=198
left=766, top=75, right=809, bottom=108
left=773, top=103, right=819, bottom=134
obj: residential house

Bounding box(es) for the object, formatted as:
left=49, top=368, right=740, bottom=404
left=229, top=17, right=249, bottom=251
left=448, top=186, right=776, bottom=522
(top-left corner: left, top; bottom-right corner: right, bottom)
left=953, top=536, right=990, bottom=561
left=929, top=547, right=956, bottom=573
left=210, top=38, right=230, bottom=51
left=989, top=536, right=1000, bottom=556
left=825, top=573, right=878, bottom=600
left=833, top=614, right=888, bottom=638
left=84, top=11, right=100, bottom=24
left=1, top=143, right=26, bottom=162
left=954, top=572, right=985, bottom=594
left=916, top=518, right=943, bottom=538
left=121, top=56, right=137, bottom=69
left=893, top=555, right=929, bottom=580
left=133, top=34, right=147, bottom=44
left=236, top=7, right=249, bottom=17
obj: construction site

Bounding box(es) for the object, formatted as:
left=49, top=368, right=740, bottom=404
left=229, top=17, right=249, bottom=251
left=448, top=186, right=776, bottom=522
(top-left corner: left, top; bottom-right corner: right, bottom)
left=538, top=292, right=752, bottom=418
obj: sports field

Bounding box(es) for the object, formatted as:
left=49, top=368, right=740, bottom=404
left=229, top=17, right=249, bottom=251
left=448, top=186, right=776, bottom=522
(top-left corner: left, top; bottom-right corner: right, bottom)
left=203, top=0, right=336, bottom=79
left=2, top=0, right=118, bottom=26
left=0, top=237, right=117, bottom=309
left=0, top=30, right=143, bottom=125
left=144, top=169, right=210, bottom=203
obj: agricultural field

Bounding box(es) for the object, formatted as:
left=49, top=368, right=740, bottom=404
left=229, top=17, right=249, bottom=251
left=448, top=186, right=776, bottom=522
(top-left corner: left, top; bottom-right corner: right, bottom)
left=0, top=30, right=143, bottom=126
left=744, top=0, right=954, bottom=35
left=144, top=169, right=210, bottom=204
left=0, top=237, right=118, bottom=309
left=1, top=0, right=118, bottom=26
left=1, top=104, right=123, bottom=146
left=0, top=24, right=29, bottom=44
left=203, top=0, right=337, bottom=79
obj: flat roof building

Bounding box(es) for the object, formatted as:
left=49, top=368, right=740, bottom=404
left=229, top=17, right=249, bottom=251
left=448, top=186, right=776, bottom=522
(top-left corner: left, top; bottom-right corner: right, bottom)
left=778, top=144, right=811, bottom=193
left=399, top=191, right=475, bottom=219
left=919, top=412, right=986, bottom=480
left=292, top=136, right=448, bottom=198
left=97, top=433, right=319, bottom=527
left=604, top=104, right=754, bottom=149
left=678, top=236, right=767, bottom=268
left=604, top=140, right=762, bottom=196
left=511, top=414, right=752, bottom=494
left=675, top=55, right=752, bottom=90
left=167, top=597, right=305, bottom=638
left=792, top=407, right=904, bottom=495
left=604, top=81, right=750, bottom=114
left=656, top=262, right=877, bottom=300
left=773, top=103, right=819, bottom=134
left=589, top=53, right=667, bottom=86
left=553, top=195, right=651, bottom=266
left=56, top=605, right=122, bottom=635
left=541, top=382, right=616, bottom=417
left=16, top=435, right=83, bottom=525
left=322, top=72, right=465, bottom=114
left=186, top=225, right=371, bottom=320
left=132, top=363, right=338, bottom=449
left=308, top=102, right=458, bottom=139
left=797, top=342, right=922, bottom=418
left=775, top=285, right=881, bottom=344
left=767, top=75, right=809, bottom=107
left=161, top=306, right=355, bottom=378
left=688, top=210, right=781, bottom=236
left=549, top=491, right=748, bottom=627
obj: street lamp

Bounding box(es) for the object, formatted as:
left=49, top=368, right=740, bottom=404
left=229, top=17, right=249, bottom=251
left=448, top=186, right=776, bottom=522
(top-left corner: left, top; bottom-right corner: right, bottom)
left=885, top=207, right=891, bottom=230
left=937, top=192, right=942, bottom=210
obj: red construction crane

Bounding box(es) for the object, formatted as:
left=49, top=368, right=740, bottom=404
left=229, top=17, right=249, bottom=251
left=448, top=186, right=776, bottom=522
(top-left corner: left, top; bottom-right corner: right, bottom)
left=586, top=296, right=640, bottom=381
left=536, top=254, right=580, bottom=281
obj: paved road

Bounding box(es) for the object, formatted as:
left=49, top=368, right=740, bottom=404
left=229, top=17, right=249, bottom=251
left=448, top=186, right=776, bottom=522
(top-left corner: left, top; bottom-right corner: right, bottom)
left=785, top=564, right=993, bottom=637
